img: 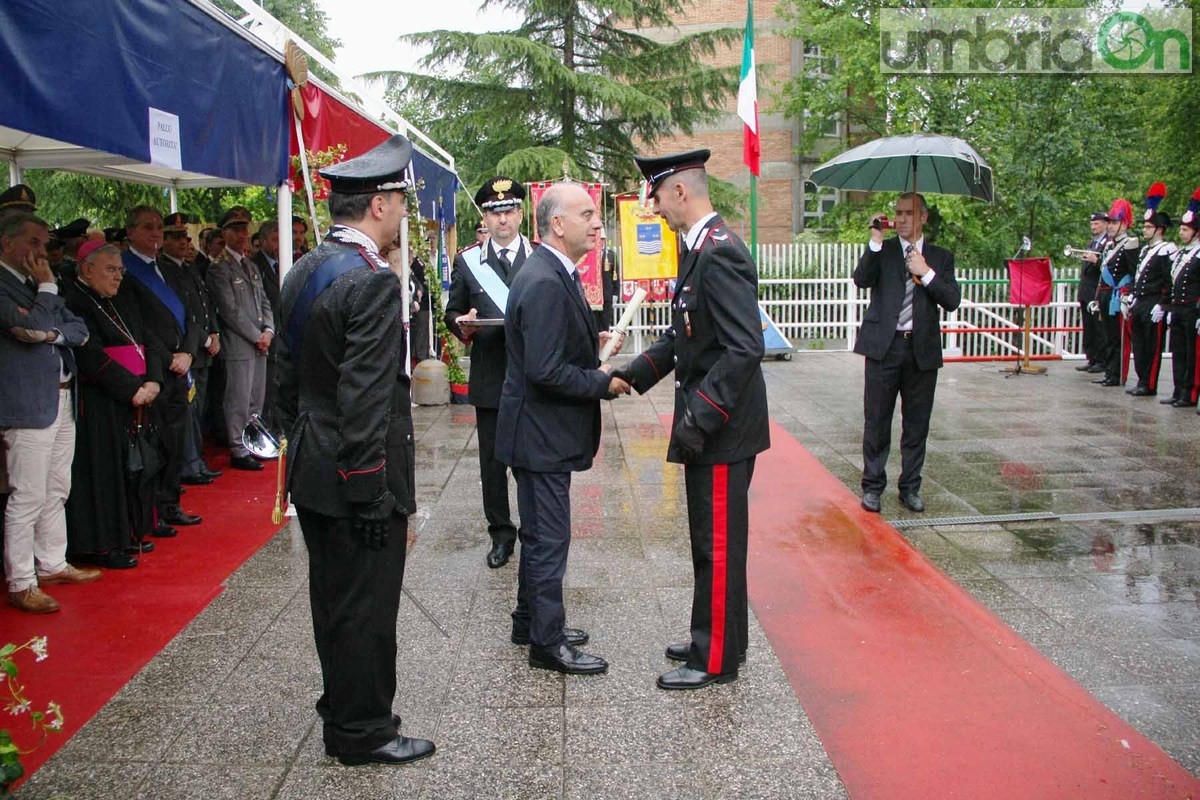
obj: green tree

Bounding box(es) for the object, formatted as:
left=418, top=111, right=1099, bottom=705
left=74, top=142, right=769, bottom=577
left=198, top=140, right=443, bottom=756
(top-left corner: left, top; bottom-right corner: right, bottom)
left=371, top=0, right=742, bottom=237
left=777, top=0, right=1193, bottom=270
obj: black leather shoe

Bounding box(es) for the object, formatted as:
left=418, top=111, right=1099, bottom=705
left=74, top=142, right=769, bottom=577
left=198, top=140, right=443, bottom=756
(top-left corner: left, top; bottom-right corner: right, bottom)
left=657, top=665, right=737, bottom=690
left=1130, top=387, right=1155, bottom=397
left=1160, top=396, right=1181, bottom=405
left=665, top=642, right=745, bottom=665
left=512, top=627, right=588, bottom=647
left=860, top=491, right=881, bottom=513
left=151, top=525, right=178, bottom=538
left=201, top=466, right=223, bottom=479
left=126, top=541, right=155, bottom=554
left=529, top=643, right=608, bottom=675
left=180, top=473, right=214, bottom=485
left=337, top=735, right=435, bottom=766
left=1174, top=400, right=1198, bottom=408
left=1086, top=364, right=1106, bottom=373
left=162, top=507, right=202, bottom=526
left=486, top=540, right=514, bottom=568
left=1096, top=379, right=1121, bottom=387
left=1074, top=363, right=1095, bottom=372
left=899, top=493, right=925, bottom=513
left=229, top=455, right=264, bottom=471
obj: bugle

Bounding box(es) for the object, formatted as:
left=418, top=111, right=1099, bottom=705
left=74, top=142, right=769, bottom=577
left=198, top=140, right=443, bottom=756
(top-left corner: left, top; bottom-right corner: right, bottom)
left=1064, top=246, right=1100, bottom=258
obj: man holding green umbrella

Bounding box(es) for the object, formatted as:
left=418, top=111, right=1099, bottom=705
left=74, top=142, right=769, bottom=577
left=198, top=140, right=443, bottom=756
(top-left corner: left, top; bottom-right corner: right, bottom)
left=853, top=193, right=961, bottom=514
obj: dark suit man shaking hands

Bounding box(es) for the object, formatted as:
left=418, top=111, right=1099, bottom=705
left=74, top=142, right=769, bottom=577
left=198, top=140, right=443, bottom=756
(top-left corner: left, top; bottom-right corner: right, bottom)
left=496, top=182, right=629, bottom=676
left=854, top=193, right=961, bottom=515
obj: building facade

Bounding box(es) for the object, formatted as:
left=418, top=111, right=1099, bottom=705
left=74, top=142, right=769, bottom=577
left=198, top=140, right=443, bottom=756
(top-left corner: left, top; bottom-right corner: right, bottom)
left=619, top=0, right=845, bottom=244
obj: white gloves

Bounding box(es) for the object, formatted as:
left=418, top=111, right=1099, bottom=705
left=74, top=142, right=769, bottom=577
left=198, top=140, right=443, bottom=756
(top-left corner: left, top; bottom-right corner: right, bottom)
left=1087, top=300, right=1100, bottom=315
left=1151, top=305, right=1165, bottom=323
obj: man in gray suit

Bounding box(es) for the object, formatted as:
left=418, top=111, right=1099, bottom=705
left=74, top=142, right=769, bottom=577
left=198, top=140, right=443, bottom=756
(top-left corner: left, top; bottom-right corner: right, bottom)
left=0, top=212, right=100, bottom=613
left=206, top=206, right=274, bottom=471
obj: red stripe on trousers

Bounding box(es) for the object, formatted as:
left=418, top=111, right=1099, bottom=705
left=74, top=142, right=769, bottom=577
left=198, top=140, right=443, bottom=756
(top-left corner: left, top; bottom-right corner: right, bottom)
left=708, top=464, right=729, bottom=674
left=1149, top=321, right=1164, bottom=390
left=1192, top=335, right=1200, bottom=404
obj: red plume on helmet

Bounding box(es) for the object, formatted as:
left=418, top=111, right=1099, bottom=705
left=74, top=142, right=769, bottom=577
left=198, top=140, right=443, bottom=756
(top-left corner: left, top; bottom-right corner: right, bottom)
left=1107, top=198, right=1133, bottom=225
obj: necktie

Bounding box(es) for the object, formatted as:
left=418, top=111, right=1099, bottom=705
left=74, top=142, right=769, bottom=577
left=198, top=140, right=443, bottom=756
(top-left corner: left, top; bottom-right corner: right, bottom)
left=898, top=244, right=915, bottom=329
left=25, top=276, right=37, bottom=292
left=571, top=269, right=587, bottom=304
left=496, top=248, right=512, bottom=275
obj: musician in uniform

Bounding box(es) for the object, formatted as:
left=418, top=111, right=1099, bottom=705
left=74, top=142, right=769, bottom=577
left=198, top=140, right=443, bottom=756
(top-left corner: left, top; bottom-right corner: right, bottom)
left=445, top=177, right=534, bottom=570
left=619, top=150, right=770, bottom=689
left=1165, top=190, right=1200, bottom=407
left=275, top=135, right=434, bottom=767
left=1075, top=212, right=1108, bottom=373
left=1090, top=199, right=1139, bottom=387
left=1125, top=185, right=1175, bottom=397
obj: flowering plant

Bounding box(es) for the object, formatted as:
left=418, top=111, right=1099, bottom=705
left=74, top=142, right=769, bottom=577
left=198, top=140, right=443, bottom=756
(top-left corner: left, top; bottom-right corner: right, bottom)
left=1, top=637, right=64, bottom=796
left=289, top=144, right=347, bottom=202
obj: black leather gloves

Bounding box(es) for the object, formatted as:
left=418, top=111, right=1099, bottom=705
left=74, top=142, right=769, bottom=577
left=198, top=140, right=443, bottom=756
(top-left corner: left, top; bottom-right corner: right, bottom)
left=350, top=490, right=397, bottom=550
left=674, top=408, right=706, bottom=462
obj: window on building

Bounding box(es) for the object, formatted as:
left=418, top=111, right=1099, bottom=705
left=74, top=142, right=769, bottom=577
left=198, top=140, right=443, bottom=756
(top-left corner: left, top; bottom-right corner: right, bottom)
left=802, top=44, right=840, bottom=137
left=803, top=180, right=838, bottom=230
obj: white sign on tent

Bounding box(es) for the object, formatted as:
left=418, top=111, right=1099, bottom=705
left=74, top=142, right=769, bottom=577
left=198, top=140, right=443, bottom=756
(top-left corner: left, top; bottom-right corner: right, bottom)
left=148, top=107, right=182, bottom=171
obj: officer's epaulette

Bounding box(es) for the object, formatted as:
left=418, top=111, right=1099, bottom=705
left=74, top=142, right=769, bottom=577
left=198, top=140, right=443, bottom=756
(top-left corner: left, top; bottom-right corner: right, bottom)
left=711, top=225, right=730, bottom=242
left=1123, top=236, right=1140, bottom=250
left=456, top=241, right=482, bottom=256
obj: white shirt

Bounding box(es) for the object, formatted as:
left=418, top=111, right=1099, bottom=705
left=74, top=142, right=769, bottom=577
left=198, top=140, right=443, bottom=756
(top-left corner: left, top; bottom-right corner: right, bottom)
left=868, top=235, right=937, bottom=287
left=490, top=236, right=525, bottom=266
left=540, top=241, right=579, bottom=277
left=683, top=211, right=719, bottom=251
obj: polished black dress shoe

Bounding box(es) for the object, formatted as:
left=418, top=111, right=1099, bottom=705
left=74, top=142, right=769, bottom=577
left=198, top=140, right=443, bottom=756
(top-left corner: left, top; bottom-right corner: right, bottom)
left=529, top=643, right=608, bottom=675
left=337, top=735, right=435, bottom=766
left=229, top=455, right=264, bottom=471
left=162, top=507, right=202, bottom=526
left=860, top=491, right=881, bottom=513
left=180, top=473, right=214, bottom=485
left=1096, top=379, right=1121, bottom=387
left=126, top=541, right=155, bottom=554
left=486, top=540, right=514, bottom=568
left=1160, top=395, right=1181, bottom=405
left=1086, top=364, right=1106, bottom=373
left=1075, top=362, right=1096, bottom=372
left=512, top=627, right=589, bottom=647
left=665, top=642, right=745, bottom=665
left=150, top=524, right=178, bottom=538
left=657, top=665, right=737, bottom=690
left=898, top=493, right=925, bottom=513
left=1130, top=387, right=1155, bottom=397
left=201, top=466, right=224, bottom=479
left=1174, top=400, right=1198, bottom=408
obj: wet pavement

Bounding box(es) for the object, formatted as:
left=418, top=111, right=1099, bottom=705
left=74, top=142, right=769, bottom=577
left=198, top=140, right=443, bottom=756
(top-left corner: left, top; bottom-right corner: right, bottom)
left=18, top=352, right=1200, bottom=799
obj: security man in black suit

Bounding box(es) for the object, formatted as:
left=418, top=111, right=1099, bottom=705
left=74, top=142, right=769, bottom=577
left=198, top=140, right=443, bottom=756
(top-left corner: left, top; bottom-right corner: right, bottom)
left=854, top=193, right=961, bottom=515
left=275, top=135, right=434, bottom=767
left=1126, top=207, right=1175, bottom=397
left=445, top=177, right=534, bottom=569
left=1075, top=212, right=1108, bottom=373
left=1166, top=195, right=1200, bottom=407
left=620, top=149, right=770, bottom=690
left=496, top=181, right=629, bottom=676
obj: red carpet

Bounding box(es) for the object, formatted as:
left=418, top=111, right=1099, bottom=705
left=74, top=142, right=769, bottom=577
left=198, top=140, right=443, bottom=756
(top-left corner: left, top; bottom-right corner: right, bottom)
left=744, top=419, right=1200, bottom=799
left=0, top=453, right=283, bottom=781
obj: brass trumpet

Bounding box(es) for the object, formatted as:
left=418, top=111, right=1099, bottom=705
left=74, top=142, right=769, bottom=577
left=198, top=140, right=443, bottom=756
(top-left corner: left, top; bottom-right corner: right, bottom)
left=1064, top=246, right=1100, bottom=258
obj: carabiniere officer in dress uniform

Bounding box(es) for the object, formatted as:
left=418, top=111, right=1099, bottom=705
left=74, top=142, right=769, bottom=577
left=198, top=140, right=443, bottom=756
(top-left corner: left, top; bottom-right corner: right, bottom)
left=275, top=135, right=434, bottom=767
left=616, top=149, right=770, bottom=690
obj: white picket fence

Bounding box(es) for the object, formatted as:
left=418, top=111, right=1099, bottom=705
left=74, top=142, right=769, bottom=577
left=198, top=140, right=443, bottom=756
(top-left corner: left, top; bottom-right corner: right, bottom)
left=614, top=243, right=1086, bottom=360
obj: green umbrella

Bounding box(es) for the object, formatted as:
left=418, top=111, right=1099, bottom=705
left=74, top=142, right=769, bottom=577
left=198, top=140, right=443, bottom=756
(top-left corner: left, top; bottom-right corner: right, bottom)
left=811, top=133, right=994, bottom=203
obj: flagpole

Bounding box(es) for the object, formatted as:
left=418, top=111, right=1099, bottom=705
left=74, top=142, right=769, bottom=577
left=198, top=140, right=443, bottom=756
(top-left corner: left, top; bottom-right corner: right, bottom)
left=750, top=175, right=758, bottom=255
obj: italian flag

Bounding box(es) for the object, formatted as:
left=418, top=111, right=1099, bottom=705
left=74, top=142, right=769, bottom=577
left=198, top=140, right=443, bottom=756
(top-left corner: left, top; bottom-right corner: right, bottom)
left=738, top=0, right=760, bottom=177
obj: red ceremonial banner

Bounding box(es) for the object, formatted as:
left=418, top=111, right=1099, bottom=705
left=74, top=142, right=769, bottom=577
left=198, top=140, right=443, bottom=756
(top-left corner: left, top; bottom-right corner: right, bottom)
left=1006, top=258, right=1053, bottom=306
left=528, top=181, right=604, bottom=310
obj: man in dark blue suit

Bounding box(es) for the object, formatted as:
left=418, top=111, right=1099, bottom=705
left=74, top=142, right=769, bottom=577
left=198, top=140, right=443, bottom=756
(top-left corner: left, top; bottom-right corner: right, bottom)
left=495, top=182, right=629, bottom=675
left=854, top=193, right=961, bottom=515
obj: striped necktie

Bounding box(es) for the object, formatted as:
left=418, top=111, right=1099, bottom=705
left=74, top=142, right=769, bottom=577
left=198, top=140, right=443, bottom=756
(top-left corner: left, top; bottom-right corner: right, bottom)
left=898, top=244, right=915, bottom=329
left=571, top=269, right=587, bottom=304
